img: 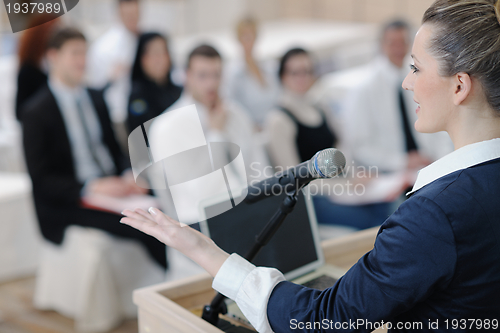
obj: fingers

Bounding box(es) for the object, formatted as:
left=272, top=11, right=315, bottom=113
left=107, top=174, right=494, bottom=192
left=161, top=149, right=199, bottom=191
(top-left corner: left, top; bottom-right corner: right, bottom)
left=122, top=207, right=183, bottom=228
left=120, top=217, right=164, bottom=242
left=148, top=207, right=183, bottom=227
left=134, top=208, right=157, bottom=223
left=122, top=209, right=150, bottom=222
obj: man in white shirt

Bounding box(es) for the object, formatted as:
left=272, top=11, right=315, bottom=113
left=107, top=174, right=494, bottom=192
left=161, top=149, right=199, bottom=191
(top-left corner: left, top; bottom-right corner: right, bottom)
left=344, top=20, right=452, bottom=173
left=87, top=0, right=141, bottom=125
left=148, top=44, right=269, bottom=220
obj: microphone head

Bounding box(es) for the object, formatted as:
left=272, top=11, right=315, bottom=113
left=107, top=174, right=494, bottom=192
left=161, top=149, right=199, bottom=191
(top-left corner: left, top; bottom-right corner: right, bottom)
left=309, top=148, right=346, bottom=178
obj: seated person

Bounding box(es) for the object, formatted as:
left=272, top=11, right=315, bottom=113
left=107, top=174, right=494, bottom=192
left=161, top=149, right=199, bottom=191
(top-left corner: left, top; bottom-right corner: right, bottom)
left=86, top=0, right=141, bottom=124
left=148, top=44, right=269, bottom=221
left=343, top=20, right=452, bottom=173
left=22, top=27, right=167, bottom=269
left=265, top=48, right=338, bottom=168
left=15, top=14, right=59, bottom=121
left=224, top=17, right=280, bottom=129
left=127, top=32, right=182, bottom=133
left=265, top=48, right=391, bottom=230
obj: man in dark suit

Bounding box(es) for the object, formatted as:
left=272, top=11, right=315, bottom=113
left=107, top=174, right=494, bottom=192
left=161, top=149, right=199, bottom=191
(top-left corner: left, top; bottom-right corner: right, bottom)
left=22, top=27, right=166, bottom=269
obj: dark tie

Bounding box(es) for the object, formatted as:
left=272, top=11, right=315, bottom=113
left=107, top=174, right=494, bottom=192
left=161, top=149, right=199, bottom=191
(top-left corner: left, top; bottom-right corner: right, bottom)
left=398, top=87, right=418, bottom=152
left=75, top=97, right=108, bottom=176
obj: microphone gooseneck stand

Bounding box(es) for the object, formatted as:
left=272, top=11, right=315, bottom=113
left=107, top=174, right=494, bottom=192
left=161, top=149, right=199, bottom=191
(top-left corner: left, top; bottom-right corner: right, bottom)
left=201, top=190, right=300, bottom=328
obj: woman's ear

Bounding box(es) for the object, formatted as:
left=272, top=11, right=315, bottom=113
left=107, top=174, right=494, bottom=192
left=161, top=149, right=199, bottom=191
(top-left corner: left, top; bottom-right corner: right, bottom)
left=453, top=72, right=472, bottom=106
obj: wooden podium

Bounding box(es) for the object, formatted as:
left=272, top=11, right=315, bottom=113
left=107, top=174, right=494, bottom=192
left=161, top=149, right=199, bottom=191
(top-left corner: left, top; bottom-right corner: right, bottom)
left=133, top=227, right=381, bottom=333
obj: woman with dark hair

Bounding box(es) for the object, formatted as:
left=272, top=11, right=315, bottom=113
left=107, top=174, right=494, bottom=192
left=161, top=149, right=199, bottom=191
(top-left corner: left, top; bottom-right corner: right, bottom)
left=15, top=14, right=59, bottom=121
left=121, top=1, right=500, bottom=331
left=126, top=32, right=182, bottom=132
left=267, top=48, right=390, bottom=230
left=266, top=47, right=338, bottom=168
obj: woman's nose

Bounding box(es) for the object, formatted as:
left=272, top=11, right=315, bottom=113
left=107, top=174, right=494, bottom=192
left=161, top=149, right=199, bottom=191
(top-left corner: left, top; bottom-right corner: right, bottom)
left=402, top=72, right=414, bottom=91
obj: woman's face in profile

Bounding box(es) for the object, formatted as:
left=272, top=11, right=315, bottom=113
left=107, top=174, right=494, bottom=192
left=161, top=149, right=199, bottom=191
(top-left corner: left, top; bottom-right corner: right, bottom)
left=282, top=54, right=315, bottom=95
left=403, top=24, right=455, bottom=134
left=141, top=37, right=171, bottom=84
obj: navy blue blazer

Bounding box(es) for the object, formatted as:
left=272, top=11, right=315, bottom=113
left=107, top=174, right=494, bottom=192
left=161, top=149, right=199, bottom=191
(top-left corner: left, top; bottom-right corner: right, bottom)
left=267, top=158, right=500, bottom=332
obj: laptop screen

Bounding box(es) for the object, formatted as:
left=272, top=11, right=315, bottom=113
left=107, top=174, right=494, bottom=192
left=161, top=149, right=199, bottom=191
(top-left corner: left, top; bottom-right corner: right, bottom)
left=199, top=189, right=324, bottom=280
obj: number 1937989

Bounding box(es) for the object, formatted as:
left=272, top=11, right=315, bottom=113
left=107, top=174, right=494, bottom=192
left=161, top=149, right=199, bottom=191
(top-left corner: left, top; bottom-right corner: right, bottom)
left=6, top=2, right=61, bottom=14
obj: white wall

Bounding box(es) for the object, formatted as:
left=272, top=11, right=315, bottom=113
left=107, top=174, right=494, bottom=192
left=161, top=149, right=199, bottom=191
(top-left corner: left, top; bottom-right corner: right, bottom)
left=59, top=0, right=248, bottom=41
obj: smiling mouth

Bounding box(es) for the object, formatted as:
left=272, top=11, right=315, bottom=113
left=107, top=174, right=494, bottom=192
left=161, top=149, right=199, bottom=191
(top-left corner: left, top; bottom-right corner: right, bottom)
left=414, top=100, right=421, bottom=113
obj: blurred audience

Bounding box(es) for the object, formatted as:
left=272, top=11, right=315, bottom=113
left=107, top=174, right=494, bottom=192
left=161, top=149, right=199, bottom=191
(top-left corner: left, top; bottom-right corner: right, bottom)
left=127, top=32, right=182, bottom=133
left=344, top=20, right=452, bottom=173
left=265, top=48, right=339, bottom=169
left=224, top=18, right=280, bottom=129
left=87, top=0, right=141, bottom=128
left=265, top=47, right=395, bottom=230
left=313, top=20, right=452, bottom=230
left=21, top=28, right=167, bottom=269
left=149, top=44, right=269, bottom=219
left=15, top=14, right=59, bottom=121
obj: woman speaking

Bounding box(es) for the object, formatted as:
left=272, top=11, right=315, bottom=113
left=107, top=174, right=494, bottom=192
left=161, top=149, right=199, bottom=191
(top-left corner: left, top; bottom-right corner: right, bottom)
left=121, top=0, right=500, bottom=331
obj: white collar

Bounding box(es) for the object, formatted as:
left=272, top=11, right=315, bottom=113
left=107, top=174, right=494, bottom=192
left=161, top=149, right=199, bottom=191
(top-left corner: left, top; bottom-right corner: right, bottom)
left=408, top=138, right=500, bottom=195
left=176, top=92, right=206, bottom=111
left=48, top=76, right=84, bottom=98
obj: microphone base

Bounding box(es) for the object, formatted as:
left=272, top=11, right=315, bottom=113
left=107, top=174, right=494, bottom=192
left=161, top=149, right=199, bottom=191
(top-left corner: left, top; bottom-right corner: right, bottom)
left=202, top=300, right=227, bottom=326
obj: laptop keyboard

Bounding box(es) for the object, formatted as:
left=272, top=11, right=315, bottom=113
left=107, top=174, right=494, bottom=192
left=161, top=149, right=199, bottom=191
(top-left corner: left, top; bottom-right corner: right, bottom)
left=301, top=274, right=338, bottom=291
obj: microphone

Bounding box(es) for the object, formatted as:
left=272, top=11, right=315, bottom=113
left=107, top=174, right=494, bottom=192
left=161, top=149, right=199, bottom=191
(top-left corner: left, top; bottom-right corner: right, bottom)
left=245, top=148, right=346, bottom=204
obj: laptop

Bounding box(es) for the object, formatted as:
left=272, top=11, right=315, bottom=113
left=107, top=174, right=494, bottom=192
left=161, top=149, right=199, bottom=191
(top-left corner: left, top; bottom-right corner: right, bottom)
left=198, top=188, right=346, bottom=327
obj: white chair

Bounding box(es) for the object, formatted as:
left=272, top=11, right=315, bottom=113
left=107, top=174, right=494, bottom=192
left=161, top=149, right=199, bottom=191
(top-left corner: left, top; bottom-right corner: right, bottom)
left=0, top=173, right=41, bottom=282
left=34, top=225, right=166, bottom=332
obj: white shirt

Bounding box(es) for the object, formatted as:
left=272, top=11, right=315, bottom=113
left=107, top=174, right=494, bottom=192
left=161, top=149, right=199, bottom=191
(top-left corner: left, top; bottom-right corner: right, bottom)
left=148, top=93, right=270, bottom=221
left=212, top=138, right=500, bottom=333
left=48, top=78, right=116, bottom=183
left=223, top=59, right=281, bottom=126
left=343, top=56, right=453, bottom=172
left=87, top=24, right=138, bottom=123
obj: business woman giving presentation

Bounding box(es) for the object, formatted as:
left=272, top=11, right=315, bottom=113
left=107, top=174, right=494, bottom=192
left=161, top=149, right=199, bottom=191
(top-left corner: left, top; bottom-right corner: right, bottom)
left=121, top=0, right=500, bottom=331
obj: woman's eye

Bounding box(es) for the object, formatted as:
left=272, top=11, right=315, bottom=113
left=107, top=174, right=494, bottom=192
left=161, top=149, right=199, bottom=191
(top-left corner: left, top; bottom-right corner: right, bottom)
left=410, top=64, right=419, bottom=74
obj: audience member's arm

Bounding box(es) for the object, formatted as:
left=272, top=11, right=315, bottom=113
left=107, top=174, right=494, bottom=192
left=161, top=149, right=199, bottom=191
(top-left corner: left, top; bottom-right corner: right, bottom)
left=88, top=88, right=131, bottom=173
left=265, top=109, right=301, bottom=169
left=22, top=109, right=84, bottom=205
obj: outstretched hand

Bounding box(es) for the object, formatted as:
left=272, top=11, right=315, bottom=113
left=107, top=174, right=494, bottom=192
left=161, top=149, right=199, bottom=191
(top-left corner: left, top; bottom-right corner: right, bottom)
left=120, top=207, right=229, bottom=277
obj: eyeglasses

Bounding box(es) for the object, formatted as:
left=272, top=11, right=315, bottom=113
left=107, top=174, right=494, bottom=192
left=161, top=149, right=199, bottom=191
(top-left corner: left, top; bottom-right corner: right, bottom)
left=283, top=69, right=314, bottom=77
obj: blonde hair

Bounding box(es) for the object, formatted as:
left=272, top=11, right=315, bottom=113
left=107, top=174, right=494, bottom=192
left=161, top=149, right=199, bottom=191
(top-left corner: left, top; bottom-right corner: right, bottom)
left=236, top=17, right=257, bottom=38
left=423, top=0, right=500, bottom=112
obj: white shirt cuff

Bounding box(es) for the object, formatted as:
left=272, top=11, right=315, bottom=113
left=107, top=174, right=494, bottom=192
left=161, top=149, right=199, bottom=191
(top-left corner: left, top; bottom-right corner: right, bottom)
left=212, top=253, right=286, bottom=333
left=212, top=253, right=256, bottom=300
